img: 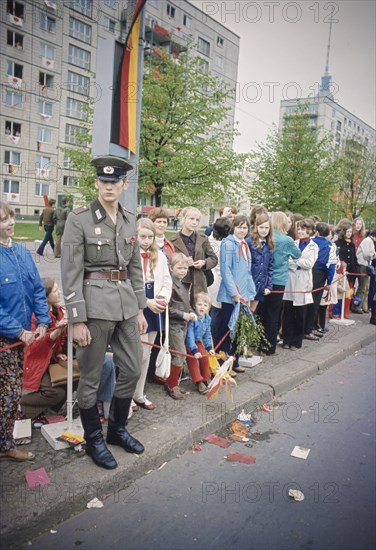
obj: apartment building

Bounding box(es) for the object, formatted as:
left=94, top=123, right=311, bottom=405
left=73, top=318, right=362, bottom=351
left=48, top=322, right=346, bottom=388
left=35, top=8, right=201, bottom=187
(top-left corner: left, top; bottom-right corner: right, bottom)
left=1, top=0, right=240, bottom=216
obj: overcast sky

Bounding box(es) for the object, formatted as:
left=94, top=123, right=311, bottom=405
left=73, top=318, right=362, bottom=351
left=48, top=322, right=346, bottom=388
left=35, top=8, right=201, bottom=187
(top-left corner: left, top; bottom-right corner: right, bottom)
left=191, top=0, right=376, bottom=153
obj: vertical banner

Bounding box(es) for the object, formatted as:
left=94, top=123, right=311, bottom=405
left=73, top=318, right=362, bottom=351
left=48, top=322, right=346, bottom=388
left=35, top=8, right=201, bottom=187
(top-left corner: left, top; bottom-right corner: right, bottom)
left=117, top=0, right=148, bottom=154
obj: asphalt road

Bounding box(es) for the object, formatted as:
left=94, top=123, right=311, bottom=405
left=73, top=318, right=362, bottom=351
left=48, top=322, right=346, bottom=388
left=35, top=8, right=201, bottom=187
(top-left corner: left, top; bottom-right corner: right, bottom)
left=26, top=342, right=375, bottom=550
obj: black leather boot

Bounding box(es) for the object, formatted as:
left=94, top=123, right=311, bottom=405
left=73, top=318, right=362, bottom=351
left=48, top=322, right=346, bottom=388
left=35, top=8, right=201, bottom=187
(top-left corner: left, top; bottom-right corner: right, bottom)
left=106, top=397, right=144, bottom=454
left=80, top=405, right=118, bottom=469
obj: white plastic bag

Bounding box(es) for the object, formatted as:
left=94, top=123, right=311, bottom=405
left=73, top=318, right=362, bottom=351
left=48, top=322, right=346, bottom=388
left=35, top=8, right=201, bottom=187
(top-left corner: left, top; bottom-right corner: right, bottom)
left=155, top=309, right=171, bottom=379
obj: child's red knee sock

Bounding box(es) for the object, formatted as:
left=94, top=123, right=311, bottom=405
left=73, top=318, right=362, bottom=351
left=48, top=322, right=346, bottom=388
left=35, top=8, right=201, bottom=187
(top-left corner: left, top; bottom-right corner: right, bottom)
left=165, top=365, right=181, bottom=389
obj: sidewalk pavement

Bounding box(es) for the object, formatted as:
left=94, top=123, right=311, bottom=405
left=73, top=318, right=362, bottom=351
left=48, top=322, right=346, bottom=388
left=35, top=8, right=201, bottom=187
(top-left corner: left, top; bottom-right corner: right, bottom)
left=1, top=244, right=375, bottom=547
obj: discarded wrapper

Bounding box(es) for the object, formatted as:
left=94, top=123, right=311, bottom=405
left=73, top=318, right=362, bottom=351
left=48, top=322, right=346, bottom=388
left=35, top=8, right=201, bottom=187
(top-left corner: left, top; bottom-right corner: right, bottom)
left=204, top=434, right=232, bottom=448
left=225, top=452, right=256, bottom=464
left=87, top=497, right=104, bottom=509
left=288, top=489, right=305, bottom=501
left=25, top=468, right=50, bottom=488
left=290, top=446, right=310, bottom=460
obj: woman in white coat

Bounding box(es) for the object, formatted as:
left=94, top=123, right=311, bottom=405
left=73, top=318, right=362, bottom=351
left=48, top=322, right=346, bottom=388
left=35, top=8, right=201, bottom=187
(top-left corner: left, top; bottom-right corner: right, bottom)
left=282, top=219, right=318, bottom=350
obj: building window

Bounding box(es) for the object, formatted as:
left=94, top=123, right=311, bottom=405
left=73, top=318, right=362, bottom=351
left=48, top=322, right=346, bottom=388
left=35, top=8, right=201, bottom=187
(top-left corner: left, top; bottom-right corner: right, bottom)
left=183, top=14, right=192, bottom=28
left=67, top=71, right=90, bottom=95
left=357, top=125, right=360, bottom=132
left=6, top=60, right=23, bottom=79
left=166, top=3, right=175, bottom=18
left=5, top=120, right=21, bottom=136
left=38, top=99, right=53, bottom=116
left=37, top=127, right=52, bottom=143
left=69, top=16, right=91, bottom=44
left=69, top=0, right=92, bottom=18
left=68, top=44, right=91, bottom=69
left=65, top=123, right=86, bottom=145
left=104, top=0, right=116, bottom=7
left=39, top=72, right=54, bottom=87
left=40, top=42, right=55, bottom=60
left=104, top=17, right=116, bottom=33
left=5, top=91, right=22, bottom=108
left=198, top=37, right=210, bottom=57
left=344, top=117, right=347, bottom=125
left=63, top=154, right=71, bottom=168
left=214, top=54, right=224, bottom=69
left=335, top=132, right=341, bottom=146
left=348, top=120, right=352, bottom=128
left=365, top=137, right=369, bottom=146
left=40, top=13, right=56, bottom=32
left=35, top=182, right=50, bottom=196
left=4, top=179, right=20, bottom=194
left=217, top=36, right=224, bottom=48
left=4, top=150, right=21, bottom=165
left=336, top=120, right=342, bottom=132
left=7, top=30, right=24, bottom=48
left=7, top=0, right=24, bottom=18
left=63, top=175, right=79, bottom=187
left=66, top=97, right=87, bottom=119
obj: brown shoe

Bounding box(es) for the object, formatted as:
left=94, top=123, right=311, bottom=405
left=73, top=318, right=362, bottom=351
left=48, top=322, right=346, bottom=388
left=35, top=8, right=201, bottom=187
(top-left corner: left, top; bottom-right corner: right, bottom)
left=166, top=386, right=185, bottom=400
left=0, top=449, right=35, bottom=462
left=232, top=366, right=246, bottom=373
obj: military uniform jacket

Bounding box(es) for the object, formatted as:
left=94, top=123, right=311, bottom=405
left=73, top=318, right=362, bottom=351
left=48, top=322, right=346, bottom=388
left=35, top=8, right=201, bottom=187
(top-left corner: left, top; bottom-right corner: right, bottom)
left=61, top=198, right=146, bottom=323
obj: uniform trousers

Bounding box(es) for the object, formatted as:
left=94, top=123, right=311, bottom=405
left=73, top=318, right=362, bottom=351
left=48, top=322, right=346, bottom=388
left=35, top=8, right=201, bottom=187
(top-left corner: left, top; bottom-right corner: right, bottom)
left=76, top=317, right=142, bottom=409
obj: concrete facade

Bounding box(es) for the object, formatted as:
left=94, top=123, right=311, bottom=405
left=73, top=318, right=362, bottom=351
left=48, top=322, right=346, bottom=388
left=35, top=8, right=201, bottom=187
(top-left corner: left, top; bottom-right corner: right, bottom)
left=1, top=0, right=240, bottom=217
left=279, top=96, right=376, bottom=152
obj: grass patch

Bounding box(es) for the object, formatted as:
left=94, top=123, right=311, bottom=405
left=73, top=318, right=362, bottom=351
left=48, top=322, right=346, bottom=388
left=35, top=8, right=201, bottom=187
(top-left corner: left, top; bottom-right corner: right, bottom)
left=14, top=223, right=44, bottom=241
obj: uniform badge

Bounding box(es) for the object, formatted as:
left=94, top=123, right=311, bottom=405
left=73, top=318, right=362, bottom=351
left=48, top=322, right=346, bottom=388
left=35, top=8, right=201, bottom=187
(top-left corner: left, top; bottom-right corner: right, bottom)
left=95, top=227, right=101, bottom=235
left=103, top=166, right=114, bottom=174
left=95, top=209, right=102, bottom=220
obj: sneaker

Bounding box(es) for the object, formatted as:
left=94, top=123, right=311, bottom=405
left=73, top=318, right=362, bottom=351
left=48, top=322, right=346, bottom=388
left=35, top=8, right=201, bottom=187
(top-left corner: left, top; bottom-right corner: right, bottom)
left=290, top=346, right=299, bottom=351
left=197, top=382, right=208, bottom=394
left=282, top=344, right=290, bottom=350
left=166, top=386, right=185, bottom=400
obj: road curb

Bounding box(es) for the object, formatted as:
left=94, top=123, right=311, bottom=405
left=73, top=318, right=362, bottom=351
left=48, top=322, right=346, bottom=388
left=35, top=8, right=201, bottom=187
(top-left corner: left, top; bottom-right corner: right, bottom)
left=1, top=321, right=375, bottom=547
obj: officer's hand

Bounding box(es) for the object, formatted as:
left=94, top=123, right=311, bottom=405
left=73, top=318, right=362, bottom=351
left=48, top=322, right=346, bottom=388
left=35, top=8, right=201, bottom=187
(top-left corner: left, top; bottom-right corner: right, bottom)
left=73, top=323, right=92, bottom=347
left=137, top=310, right=148, bottom=334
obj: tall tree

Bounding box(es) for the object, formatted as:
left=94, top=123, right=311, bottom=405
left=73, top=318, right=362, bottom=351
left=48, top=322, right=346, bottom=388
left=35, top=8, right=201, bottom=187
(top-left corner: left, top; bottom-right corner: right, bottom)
left=334, top=138, right=376, bottom=221
left=248, top=104, right=341, bottom=218
left=60, top=101, right=96, bottom=203
left=139, top=49, right=248, bottom=207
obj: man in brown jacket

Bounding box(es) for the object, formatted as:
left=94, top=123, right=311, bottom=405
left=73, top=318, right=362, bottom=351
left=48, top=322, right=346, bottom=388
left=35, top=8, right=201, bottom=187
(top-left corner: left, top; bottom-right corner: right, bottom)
left=36, top=198, right=56, bottom=256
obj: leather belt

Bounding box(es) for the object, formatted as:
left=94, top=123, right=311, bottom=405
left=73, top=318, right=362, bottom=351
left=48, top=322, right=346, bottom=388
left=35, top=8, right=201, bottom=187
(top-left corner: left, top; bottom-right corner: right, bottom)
left=84, top=269, right=128, bottom=282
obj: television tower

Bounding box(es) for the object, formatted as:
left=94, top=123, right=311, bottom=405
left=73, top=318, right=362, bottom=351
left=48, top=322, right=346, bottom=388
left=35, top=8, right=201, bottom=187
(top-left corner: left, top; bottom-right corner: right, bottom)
left=320, top=19, right=334, bottom=98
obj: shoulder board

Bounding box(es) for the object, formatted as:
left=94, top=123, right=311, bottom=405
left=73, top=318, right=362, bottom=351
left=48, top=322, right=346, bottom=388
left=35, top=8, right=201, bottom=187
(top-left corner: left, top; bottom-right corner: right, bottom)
left=73, top=205, right=90, bottom=215
left=120, top=205, right=135, bottom=217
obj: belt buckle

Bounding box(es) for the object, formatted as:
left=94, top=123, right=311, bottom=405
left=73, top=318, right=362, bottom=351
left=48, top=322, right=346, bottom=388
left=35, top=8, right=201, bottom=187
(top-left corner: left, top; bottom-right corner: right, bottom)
left=110, top=269, right=120, bottom=282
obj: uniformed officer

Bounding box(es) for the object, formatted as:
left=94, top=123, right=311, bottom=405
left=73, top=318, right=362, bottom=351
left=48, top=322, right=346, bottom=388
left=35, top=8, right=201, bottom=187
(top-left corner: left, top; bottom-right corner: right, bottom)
left=61, top=156, right=147, bottom=470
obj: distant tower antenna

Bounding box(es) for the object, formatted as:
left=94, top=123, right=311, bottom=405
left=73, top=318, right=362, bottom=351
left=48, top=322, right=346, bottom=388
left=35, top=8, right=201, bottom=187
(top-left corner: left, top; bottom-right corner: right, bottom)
left=320, top=19, right=333, bottom=98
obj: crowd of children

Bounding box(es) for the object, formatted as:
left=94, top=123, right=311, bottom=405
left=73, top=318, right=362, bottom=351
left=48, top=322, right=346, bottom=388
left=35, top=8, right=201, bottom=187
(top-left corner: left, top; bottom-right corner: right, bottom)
left=3, top=203, right=376, bottom=433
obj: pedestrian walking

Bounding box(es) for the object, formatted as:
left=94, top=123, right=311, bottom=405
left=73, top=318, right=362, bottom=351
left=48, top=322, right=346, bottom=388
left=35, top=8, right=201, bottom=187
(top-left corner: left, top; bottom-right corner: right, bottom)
left=61, top=155, right=147, bottom=470
left=53, top=198, right=70, bottom=258
left=0, top=201, right=50, bottom=462
left=37, top=198, right=56, bottom=256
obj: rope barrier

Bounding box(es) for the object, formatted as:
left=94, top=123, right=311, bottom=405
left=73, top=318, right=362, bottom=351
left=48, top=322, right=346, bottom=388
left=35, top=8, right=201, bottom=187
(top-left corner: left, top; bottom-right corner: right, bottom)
left=0, top=272, right=369, bottom=355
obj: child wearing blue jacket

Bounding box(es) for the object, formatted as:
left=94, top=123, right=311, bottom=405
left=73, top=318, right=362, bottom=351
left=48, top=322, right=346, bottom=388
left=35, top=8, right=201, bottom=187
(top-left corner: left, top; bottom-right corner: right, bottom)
left=214, top=215, right=256, bottom=373
left=186, top=292, right=215, bottom=394
left=246, top=212, right=274, bottom=312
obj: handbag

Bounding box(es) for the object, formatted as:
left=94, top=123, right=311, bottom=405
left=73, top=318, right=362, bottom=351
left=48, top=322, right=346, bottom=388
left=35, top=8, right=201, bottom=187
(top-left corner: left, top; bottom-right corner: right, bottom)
left=49, top=357, right=80, bottom=387
left=203, top=268, right=214, bottom=287
left=155, top=309, right=171, bottom=379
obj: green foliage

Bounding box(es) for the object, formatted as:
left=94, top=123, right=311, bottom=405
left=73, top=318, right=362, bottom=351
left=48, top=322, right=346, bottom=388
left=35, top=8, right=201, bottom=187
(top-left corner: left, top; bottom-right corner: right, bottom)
left=234, top=307, right=270, bottom=355
left=140, top=50, right=249, bottom=207
left=248, top=104, right=341, bottom=217
left=60, top=101, right=96, bottom=203
left=333, top=138, right=376, bottom=220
